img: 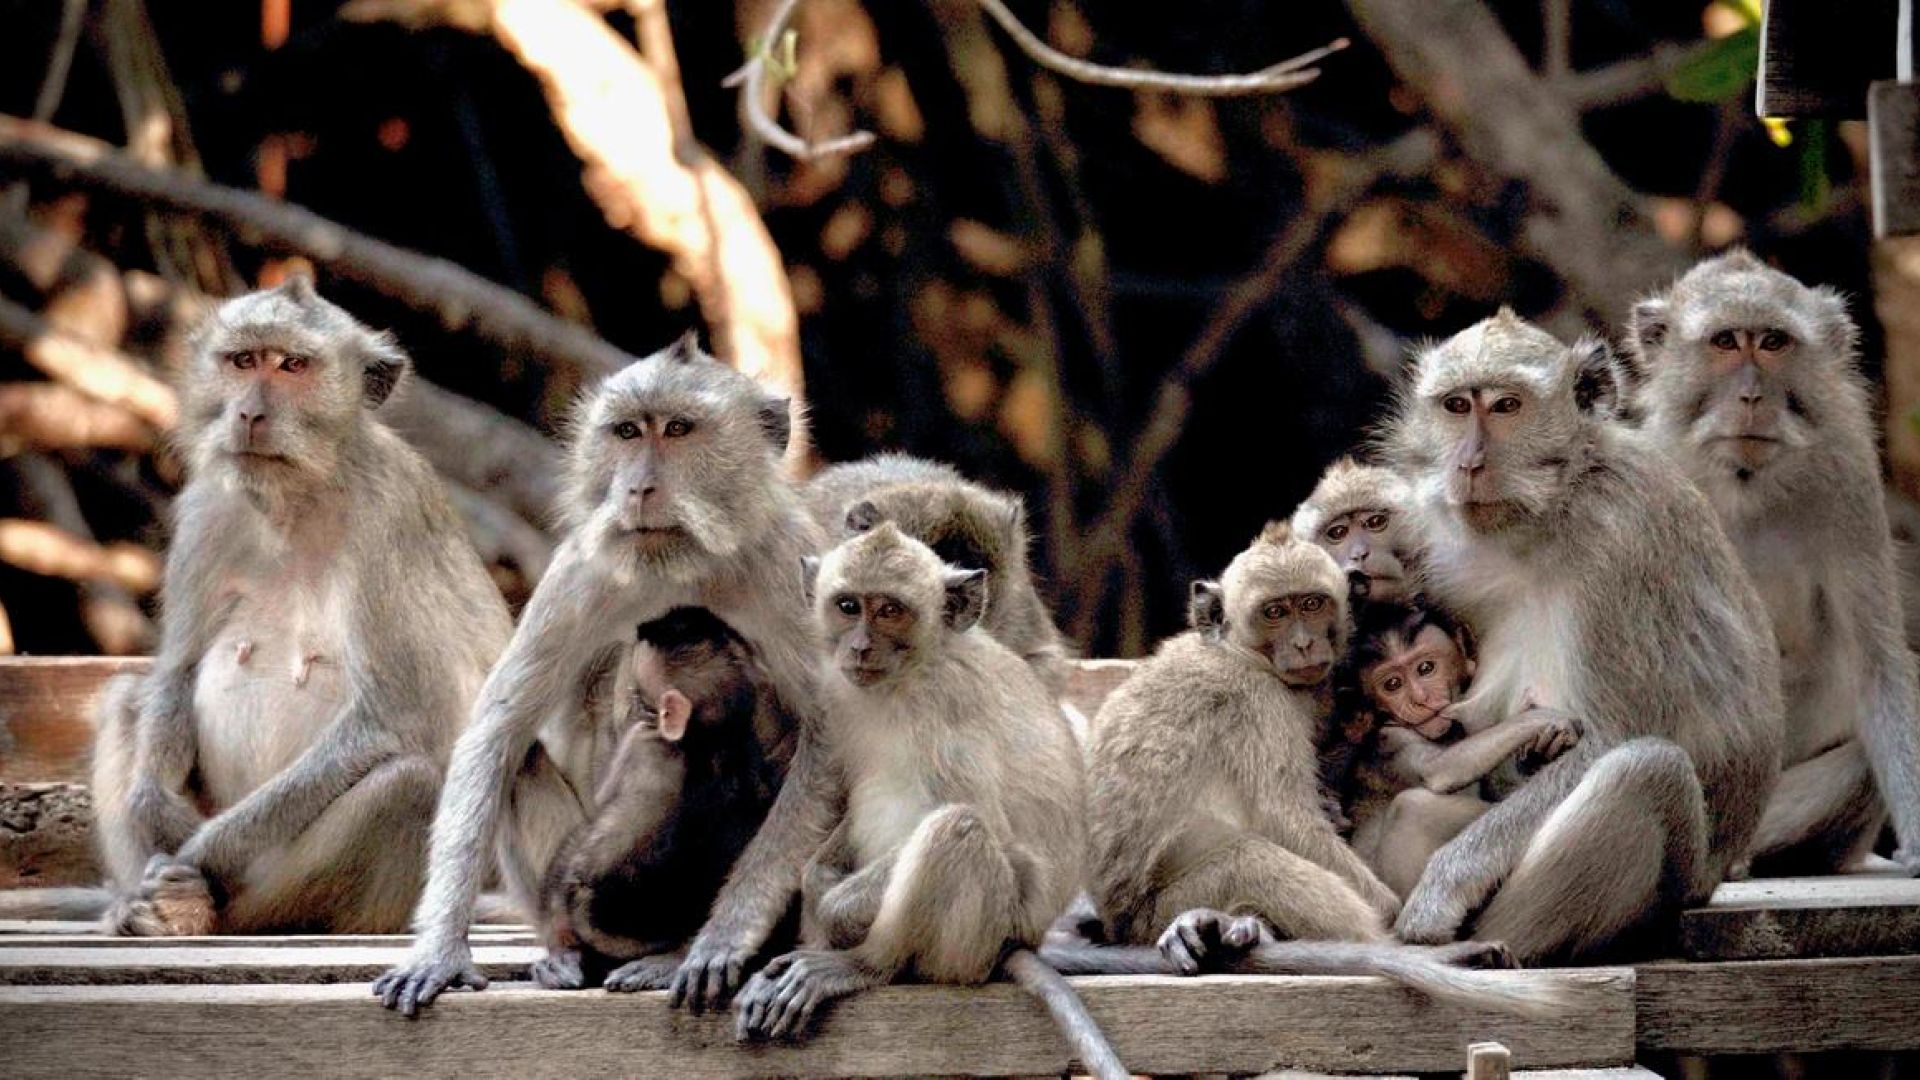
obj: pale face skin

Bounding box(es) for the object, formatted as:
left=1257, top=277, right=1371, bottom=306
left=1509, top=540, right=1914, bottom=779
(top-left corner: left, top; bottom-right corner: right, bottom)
left=1361, top=625, right=1472, bottom=740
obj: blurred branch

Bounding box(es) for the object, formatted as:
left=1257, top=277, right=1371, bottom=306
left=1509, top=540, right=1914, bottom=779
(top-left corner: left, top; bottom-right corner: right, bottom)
left=0, top=115, right=640, bottom=382
left=1542, top=0, right=1571, bottom=79
left=1553, top=37, right=1723, bottom=111
left=13, top=454, right=155, bottom=654
left=385, top=381, right=563, bottom=526
left=447, top=483, right=553, bottom=584
left=0, top=0, right=84, bottom=219
left=0, top=292, right=176, bottom=428
left=732, top=0, right=1346, bottom=161
left=0, top=383, right=157, bottom=455
left=1068, top=132, right=1440, bottom=629
left=0, top=518, right=160, bottom=594
left=1345, top=0, right=1684, bottom=324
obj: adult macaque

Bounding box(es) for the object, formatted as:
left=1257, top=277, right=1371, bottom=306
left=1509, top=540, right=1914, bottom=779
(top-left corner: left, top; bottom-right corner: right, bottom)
left=1626, top=251, right=1920, bottom=874
left=375, top=334, right=826, bottom=1015
left=1383, top=309, right=1782, bottom=961
left=532, top=607, right=793, bottom=992
left=806, top=453, right=1070, bottom=691
left=1339, top=602, right=1581, bottom=897
left=91, top=277, right=511, bottom=935
left=1292, top=457, right=1417, bottom=605
left=729, top=524, right=1124, bottom=1078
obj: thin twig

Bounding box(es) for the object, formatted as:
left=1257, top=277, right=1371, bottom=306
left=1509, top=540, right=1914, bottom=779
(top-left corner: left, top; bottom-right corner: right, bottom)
left=1543, top=0, right=1571, bottom=79
left=1, top=0, right=86, bottom=219
left=729, top=0, right=1347, bottom=161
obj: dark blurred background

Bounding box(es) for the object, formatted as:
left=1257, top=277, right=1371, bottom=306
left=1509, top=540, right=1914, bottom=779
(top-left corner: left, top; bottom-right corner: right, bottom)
left=0, top=0, right=1889, bottom=660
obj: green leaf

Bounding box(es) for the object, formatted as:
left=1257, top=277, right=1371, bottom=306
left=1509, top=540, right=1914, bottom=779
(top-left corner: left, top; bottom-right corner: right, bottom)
left=1665, top=26, right=1760, bottom=103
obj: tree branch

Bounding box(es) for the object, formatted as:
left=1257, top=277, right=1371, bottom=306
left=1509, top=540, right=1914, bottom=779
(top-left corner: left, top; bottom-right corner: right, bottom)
left=0, top=291, right=176, bottom=429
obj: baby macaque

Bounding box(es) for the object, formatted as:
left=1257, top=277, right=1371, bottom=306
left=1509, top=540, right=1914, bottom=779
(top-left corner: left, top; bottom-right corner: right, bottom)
left=1339, top=602, right=1582, bottom=897
left=532, top=607, right=794, bottom=992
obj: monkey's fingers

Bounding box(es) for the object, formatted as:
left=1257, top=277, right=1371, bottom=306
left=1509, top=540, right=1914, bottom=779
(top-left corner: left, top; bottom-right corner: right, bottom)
left=603, top=956, right=677, bottom=993
left=732, top=971, right=779, bottom=1040
left=1158, top=916, right=1209, bottom=975
left=1221, top=914, right=1264, bottom=950
left=764, top=972, right=814, bottom=1039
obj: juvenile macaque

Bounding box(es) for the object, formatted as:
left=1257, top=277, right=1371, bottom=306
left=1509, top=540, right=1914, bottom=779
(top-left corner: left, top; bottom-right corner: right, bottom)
left=806, top=453, right=1070, bottom=691
left=90, top=277, right=511, bottom=935
left=532, top=607, right=793, bottom=992
left=1339, top=602, right=1582, bottom=897
left=1383, top=310, right=1781, bottom=962
left=1625, top=251, right=1920, bottom=874
left=1292, top=457, right=1417, bottom=605
left=375, top=334, right=826, bottom=1016
left=729, top=524, right=1124, bottom=1078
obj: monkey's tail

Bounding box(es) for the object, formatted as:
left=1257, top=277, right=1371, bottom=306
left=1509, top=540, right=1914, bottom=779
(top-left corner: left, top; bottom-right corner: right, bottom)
left=1001, top=948, right=1130, bottom=1080
left=1236, top=941, right=1603, bottom=1019
left=0, top=886, right=113, bottom=922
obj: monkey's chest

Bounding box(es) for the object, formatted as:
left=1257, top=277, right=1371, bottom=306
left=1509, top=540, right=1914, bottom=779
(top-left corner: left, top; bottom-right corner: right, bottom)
left=191, top=587, right=349, bottom=809
left=841, top=729, right=997, bottom=867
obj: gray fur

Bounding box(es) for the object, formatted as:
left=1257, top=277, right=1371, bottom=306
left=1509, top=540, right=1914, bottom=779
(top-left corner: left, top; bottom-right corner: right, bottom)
left=91, top=281, right=510, bottom=936
left=1624, top=250, right=1920, bottom=874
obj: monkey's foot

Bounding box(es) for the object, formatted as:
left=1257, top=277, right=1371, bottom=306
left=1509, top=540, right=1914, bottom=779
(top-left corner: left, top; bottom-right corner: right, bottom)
left=1393, top=890, right=1470, bottom=945
left=669, top=934, right=754, bottom=1013
left=373, top=945, right=490, bottom=1017
left=1428, top=939, right=1517, bottom=970
left=733, top=949, right=881, bottom=1041
left=603, top=955, right=681, bottom=993
left=1157, top=908, right=1272, bottom=975
left=530, top=949, right=586, bottom=990
left=147, top=862, right=217, bottom=936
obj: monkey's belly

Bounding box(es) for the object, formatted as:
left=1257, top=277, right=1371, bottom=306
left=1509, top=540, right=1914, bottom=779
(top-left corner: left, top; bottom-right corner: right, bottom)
left=192, top=606, right=348, bottom=810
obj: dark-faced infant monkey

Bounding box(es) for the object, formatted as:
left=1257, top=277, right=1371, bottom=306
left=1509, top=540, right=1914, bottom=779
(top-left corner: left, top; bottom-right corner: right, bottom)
left=729, top=523, right=1126, bottom=1079
left=533, top=607, right=793, bottom=992
left=805, top=453, right=1071, bottom=692
left=1383, top=309, right=1781, bottom=963
left=1339, top=601, right=1582, bottom=898
left=1625, top=250, right=1920, bottom=876
left=90, top=276, right=511, bottom=935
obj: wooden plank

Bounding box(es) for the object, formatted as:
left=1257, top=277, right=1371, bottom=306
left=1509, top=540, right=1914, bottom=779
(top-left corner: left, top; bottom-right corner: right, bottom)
left=0, top=919, right=98, bottom=935
left=1680, top=875, right=1920, bottom=960
left=0, top=656, right=147, bottom=784
left=0, top=928, right=538, bottom=948
left=0, top=972, right=1634, bottom=1078
left=1759, top=0, right=1898, bottom=118
left=1871, top=81, right=1920, bottom=239
left=0, top=943, right=546, bottom=985
left=1060, top=659, right=1135, bottom=723
left=1637, top=955, right=1920, bottom=1054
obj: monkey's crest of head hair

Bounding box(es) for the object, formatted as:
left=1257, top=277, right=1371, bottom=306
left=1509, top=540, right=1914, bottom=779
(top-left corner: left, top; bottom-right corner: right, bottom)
left=815, top=521, right=952, bottom=626
left=560, top=336, right=797, bottom=555
left=1221, top=523, right=1346, bottom=627
left=854, top=481, right=1028, bottom=580
left=1290, top=457, right=1410, bottom=540
left=1630, top=248, right=1859, bottom=373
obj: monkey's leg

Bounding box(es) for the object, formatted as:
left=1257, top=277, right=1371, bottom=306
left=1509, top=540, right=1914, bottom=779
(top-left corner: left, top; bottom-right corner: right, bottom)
left=1372, top=789, right=1489, bottom=898
left=802, top=823, right=894, bottom=950
left=219, top=755, right=441, bottom=933
left=92, top=676, right=203, bottom=897
left=497, top=742, right=590, bottom=920
left=1470, top=738, right=1709, bottom=963
left=1747, top=739, right=1886, bottom=875
left=1150, top=833, right=1390, bottom=959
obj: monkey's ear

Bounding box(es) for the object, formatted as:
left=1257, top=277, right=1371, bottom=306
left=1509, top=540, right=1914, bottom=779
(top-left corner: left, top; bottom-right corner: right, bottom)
left=1812, top=286, right=1861, bottom=359
left=358, top=332, right=412, bottom=409
left=845, top=500, right=882, bottom=533
left=1627, top=297, right=1668, bottom=358
left=670, top=330, right=701, bottom=363
left=942, top=567, right=989, bottom=631
left=758, top=398, right=793, bottom=453
left=1188, top=580, right=1225, bottom=635
left=1571, top=340, right=1618, bottom=417
left=276, top=272, right=318, bottom=305
left=800, top=555, right=821, bottom=601
left=1001, top=495, right=1026, bottom=539
left=657, top=689, right=692, bottom=742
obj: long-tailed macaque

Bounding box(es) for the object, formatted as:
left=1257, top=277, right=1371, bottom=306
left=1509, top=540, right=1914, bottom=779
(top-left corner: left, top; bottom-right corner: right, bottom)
left=1383, top=309, right=1782, bottom=962
left=91, top=277, right=511, bottom=935
left=375, top=335, right=826, bottom=1015
left=1293, top=457, right=1417, bottom=605
left=532, top=607, right=793, bottom=991
left=729, top=524, right=1124, bottom=1079
left=1625, top=251, right=1920, bottom=875
left=1338, top=601, right=1581, bottom=897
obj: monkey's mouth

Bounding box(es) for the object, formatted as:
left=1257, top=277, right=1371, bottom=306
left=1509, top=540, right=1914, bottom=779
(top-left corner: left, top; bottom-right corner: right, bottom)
left=842, top=664, right=891, bottom=687
left=1279, top=661, right=1331, bottom=687
left=1405, top=711, right=1455, bottom=740
left=624, top=525, right=687, bottom=547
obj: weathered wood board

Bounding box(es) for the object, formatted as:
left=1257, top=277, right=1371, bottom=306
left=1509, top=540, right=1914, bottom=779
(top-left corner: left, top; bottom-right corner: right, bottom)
left=0, top=971, right=1635, bottom=1079
left=1679, top=874, right=1920, bottom=960
left=1637, top=954, right=1920, bottom=1054
left=0, top=943, right=546, bottom=985
left=0, top=656, right=146, bottom=783
left=0, top=928, right=537, bottom=948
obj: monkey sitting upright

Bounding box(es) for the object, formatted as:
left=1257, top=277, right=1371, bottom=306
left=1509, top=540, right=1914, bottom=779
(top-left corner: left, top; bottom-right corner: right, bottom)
left=1292, top=456, right=1418, bottom=607
left=1337, top=601, right=1582, bottom=897
left=532, top=607, right=794, bottom=992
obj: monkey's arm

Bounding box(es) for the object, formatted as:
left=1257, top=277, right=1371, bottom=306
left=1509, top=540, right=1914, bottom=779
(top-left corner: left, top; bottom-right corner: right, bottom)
left=1848, top=553, right=1920, bottom=872
left=1413, top=713, right=1575, bottom=794
left=1279, top=816, right=1400, bottom=919
left=378, top=539, right=636, bottom=1015
left=672, top=727, right=844, bottom=1010
left=570, top=728, right=686, bottom=879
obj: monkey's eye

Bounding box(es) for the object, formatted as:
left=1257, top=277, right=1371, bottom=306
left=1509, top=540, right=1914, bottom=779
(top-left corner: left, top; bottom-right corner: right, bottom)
left=1442, top=395, right=1471, bottom=415
left=1300, top=595, right=1326, bottom=614
left=1709, top=329, right=1740, bottom=351
left=228, top=351, right=257, bottom=370
left=280, top=355, right=309, bottom=374
left=1382, top=676, right=1403, bottom=693
left=1326, top=523, right=1349, bottom=542
left=834, top=596, right=860, bottom=617
left=1363, top=513, right=1388, bottom=532
left=1262, top=600, right=1287, bottom=621
left=1416, top=659, right=1436, bottom=676
left=1488, top=395, right=1522, bottom=415
left=613, top=420, right=642, bottom=440
left=663, top=418, right=694, bottom=438
left=1758, top=329, right=1790, bottom=352
left=876, top=600, right=905, bottom=621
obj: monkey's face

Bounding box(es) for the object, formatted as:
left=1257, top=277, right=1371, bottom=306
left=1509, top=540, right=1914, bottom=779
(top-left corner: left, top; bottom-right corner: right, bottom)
left=809, top=523, right=990, bottom=691
left=1313, top=509, right=1406, bottom=600
left=567, top=337, right=792, bottom=563
left=181, top=278, right=408, bottom=490
left=823, top=591, right=923, bottom=687
left=1245, top=590, right=1342, bottom=687
left=1360, top=625, right=1469, bottom=739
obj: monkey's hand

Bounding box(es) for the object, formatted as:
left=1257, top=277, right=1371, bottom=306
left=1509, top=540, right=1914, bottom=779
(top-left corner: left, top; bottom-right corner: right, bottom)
left=1516, top=712, right=1582, bottom=770
left=603, top=955, right=681, bottom=993
left=1157, top=908, right=1273, bottom=976
left=670, top=932, right=755, bottom=1012
left=529, top=949, right=586, bottom=990
left=733, top=949, right=878, bottom=1041
left=1392, top=884, right=1470, bottom=945
left=373, top=943, right=490, bottom=1017
left=106, top=856, right=217, bottom=937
